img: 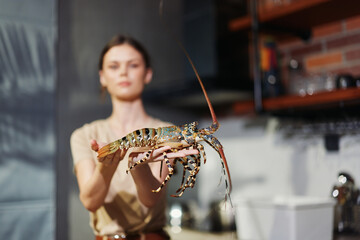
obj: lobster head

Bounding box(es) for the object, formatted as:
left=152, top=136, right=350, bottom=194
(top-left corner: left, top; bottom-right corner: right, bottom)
left=181, top=121, right=232, bottom=193
left=180, top=121, right=198, bottom=145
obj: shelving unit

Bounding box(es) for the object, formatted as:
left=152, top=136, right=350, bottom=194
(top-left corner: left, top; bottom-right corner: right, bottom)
left=229, top=0, right=360, bottom=34
left=233, top=88, right=360, bottom=114
left=229, top=0, right=360, bottom=115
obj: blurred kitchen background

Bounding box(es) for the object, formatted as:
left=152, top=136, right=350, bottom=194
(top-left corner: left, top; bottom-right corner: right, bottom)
left=1, top=0, right=360, bottom=239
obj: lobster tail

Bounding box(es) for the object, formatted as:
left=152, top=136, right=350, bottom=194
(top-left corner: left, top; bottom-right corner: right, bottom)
left=97, top=141, right=120, bottom=159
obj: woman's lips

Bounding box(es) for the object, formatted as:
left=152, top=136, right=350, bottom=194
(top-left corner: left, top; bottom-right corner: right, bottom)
left=118, top=81, right=131, bottom=87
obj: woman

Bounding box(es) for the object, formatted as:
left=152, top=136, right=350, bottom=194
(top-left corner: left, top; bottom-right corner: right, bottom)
left=70, top=34, right=198, bottom=240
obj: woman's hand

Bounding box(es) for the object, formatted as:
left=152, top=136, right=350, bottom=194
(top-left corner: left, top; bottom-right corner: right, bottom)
left=129, top=146, right=199, bottom=165
left=129, top=146, right=199, bottom=208
left=75, top=139, right=127, bottom=212
left=91, top=139, right=127, bottom=166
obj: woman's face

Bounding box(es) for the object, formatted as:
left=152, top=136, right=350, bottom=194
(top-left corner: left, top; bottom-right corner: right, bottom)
left=99, top=44, right=152, bottom=101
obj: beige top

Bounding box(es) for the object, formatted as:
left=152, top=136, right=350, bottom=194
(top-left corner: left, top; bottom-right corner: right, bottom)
left=70, top=118, right=172, bottom=236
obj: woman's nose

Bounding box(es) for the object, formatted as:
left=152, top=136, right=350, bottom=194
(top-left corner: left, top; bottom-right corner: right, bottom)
left=119, top=65, right=127, bottom=76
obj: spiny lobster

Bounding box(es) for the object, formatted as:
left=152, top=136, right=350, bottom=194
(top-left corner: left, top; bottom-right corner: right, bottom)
left=97, top=0, right=232, bottom=198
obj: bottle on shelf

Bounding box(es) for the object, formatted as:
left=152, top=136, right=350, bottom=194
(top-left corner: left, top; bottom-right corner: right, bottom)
left=260, top=38, right=283, bottom=98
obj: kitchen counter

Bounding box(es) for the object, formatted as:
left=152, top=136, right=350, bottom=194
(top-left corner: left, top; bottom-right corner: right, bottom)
left=167, top=227, right=237, bottom=240
left=334, top=233, right=360, bottom=240
left=166, top=227, right=360, bottom=240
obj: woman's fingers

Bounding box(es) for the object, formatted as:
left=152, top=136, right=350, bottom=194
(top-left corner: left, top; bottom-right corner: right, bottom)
left=103, top=152, right=115, bottom=164
left=91, top=139, right=108, bottom=152
left=129, top=146, right=200, bottom=165
left=168, top=148, right=199, bottom=159
left=117, top=148, right=127, bottom=160
left=90, top=139, right=99, bottom=152
left=151, top=147, right=199, bottom=161
left=152, top=146, right=171, bottom=157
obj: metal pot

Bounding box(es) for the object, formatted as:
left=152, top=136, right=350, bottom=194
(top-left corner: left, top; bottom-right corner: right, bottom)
left=336, top=74, right=356, bottom=89
left=208, top=200, right=236, bottom=232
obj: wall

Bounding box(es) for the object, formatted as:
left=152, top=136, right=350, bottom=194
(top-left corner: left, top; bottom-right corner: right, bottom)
left=278, top=14, right=360, bottom=94
left=0, top=0, right=56, bottom=239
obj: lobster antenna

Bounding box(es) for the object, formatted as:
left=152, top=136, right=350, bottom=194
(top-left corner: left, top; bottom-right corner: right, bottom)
left=159, top=0, right=218, bottom=124
left=160, top=1, right=232, bottom=198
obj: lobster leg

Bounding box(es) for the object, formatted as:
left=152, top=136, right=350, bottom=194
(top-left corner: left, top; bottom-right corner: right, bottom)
left=172, top=153, right=201, bottom=197
left=126, top=147, right=175, bottom=193
left=152, top=151, right=174, bottom=193
left=185, top=144, right=204, bottom=189
left=176, top=146, right=198, bottom=187
left=126, top=149, right=154, bottom=174
left=171, top=142, right=206, bottom=197
left=196, top=143, right=206, bottom=164
left=175, top=157, right=189, bottom=189
left=175, top=155, right=197, bottom=191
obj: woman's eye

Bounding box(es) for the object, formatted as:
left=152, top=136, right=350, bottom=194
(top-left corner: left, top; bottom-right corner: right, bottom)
left=109, top=65, right=118, bottom=70
left=129, top=64, right=139, bottom=68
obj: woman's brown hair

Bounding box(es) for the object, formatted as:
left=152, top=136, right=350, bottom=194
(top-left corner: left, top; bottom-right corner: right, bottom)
left=98, top=34, right=151, bottom=70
